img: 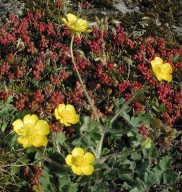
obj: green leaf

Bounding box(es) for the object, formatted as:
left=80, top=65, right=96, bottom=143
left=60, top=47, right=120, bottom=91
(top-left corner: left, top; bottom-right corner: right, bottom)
left=129, top=178, right=146, bottom=191
left=144, top=171, right=158, bottom=187
left=158, top=104, right=166, bottom=113
left=130, top=187, right=140, bottom=192
left=39, top=166, right=53, bottom=190
left=56, top=132, right=66, bottom=144
left=10, top=166, right=19, bottom=175
left=91, top=181, right=109, bottom=192
left=1, top=122, right=8, bottom=132
left=21, top=158, right=30, bottom=164
left=114, top=98, right=125, bottom=113
left=119, top=173, right=133, bottom=181
left=80, top=116, right=98, bottom=133
left=162, top=170, right=178, bottom=184
left=0, top=175, right=10, bottom=183
left=138, top=113, right=151, bottom=125
left=171, top=54, right=180, bottom=62
left=58, top=175, right=71, bottom=191
left=67, top=184, right=78, bottom=192
left=130, top=116, right=140, bottom=126
left=130, top=151, right=141, bottom=160
left=109, top=120, right=130, bottom=135
left=134, top=88, right=147, bottom=99
left=158, top=156, right=171, bottom=171
left=71, top=138, right=82, bottom=146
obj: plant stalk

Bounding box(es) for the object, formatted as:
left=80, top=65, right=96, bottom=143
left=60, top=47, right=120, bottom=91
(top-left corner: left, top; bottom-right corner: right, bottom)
left=35, top=148, right=68, bottom=173
left=70, top=35, right=100, bottom=124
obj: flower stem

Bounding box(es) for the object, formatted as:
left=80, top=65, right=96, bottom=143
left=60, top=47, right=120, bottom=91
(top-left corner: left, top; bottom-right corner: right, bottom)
left=70, top=35, right=100, bottom=124
left=95, top=130, right=105, bottom=159
left=110, top=82, right=147, bottom=125
left=100, top=148, right=143, bottom=163
left=35, top=148, right=68, bottom=173
left=70, top=35, right=105, bottom=159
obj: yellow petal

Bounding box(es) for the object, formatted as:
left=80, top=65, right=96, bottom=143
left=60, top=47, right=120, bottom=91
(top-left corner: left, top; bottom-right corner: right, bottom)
left=63, top=121, right=71, bottom=126
left=70, top=114, right=79, bottom=124
left=12, top=119, right=24, bottom=135
left=65, top=154, right=73, bottom=166
left=71, top=165, right=82, bottom=175
left=23, top=114, right=39, bottom=128
left=154, top=57, right=163, bottom=65
left=18, top=137, right=32, bottom=148
left=62, top=18, right=69, bottom=26
left=84, top=152, right=95, bottom=164
left=32, top=135, right=48, bottom=147
left=65, top=104, right=76, bottom=112
left=161, top=73, right=172, bottom=82
left=57, top=104, right=66, bottom=113
left=54, top=108, right=60, bottom=120
left=75, top=19, right=89, bottom=31
left=67, top=13, right=78, bottom=23
left=82, top=165, right=94, bottom=175
left=72, top=147, right=84, bottom=157
left=34, top=120, right=50, bottom=135
left=151, top=61, right=158, bottom=69
left=65, top=113, right=79, bottom=125
left=162, top=63, right=172, bottom=73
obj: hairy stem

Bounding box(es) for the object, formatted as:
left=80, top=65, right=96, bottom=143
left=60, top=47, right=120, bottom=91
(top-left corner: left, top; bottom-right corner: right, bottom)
left=110, top=82, right=147, bottom=125
left=70, top=35, right=106, bottom=159
left=70, top=35, right=100, bottom=124
left=35, top=148, right=68, bottom=173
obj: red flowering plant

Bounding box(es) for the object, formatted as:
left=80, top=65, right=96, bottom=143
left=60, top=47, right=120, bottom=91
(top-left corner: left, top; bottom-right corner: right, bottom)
left=0, top=2, right=181, bottom=191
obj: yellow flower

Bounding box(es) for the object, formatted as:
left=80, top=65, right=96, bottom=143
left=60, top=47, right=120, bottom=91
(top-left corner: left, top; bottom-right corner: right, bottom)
left=62, top=13, right=92, bottom=36
left=151, top=57, right=172, bottom=82
left=141, top=137, right=152, bottom=149
left=12, top=114, right=50, bottom=148
left=54, top=104, right=79, bottom=126
left=65, top=147, right=95, bottom=176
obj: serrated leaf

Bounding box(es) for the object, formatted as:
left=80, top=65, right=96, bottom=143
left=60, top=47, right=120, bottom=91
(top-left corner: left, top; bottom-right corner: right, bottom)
left=80, top=116, right=98, bottom=133
left=159, top=156, right=171, bottom=171
left=139, top=113, right=151, bottom=125
left=56, top=132, right=66, bottom=144
left=130, top=151, right=141, bottom=160
left=144, top=171, right=158, bottom=187
left=67, top=184, right=78, bottom=192
left=162, top=170, right=178, bottom=184
left=91, top=181, right=109, bottom=192
left=39, top=166, right=52, bottom=190
left=71, top=138, right=82, bottom=146
left=131, top=117, right=140, bottom=126
left=58, top=176, right=71, bottom=191
left=158, top=104, right=166, bottom=113
left=130, top=187, right=140, bottom=192
left=115, top=98, right=125, bottom=113
left=121, top=112, right=131, bottom=122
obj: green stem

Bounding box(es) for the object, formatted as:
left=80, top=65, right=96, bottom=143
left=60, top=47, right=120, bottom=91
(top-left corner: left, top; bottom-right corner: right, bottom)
left=110, top=82, right=147, bottom=125
left=100, top=148, right=143, bottom=163
left=35, top=148, right=68, bottom=173
left=95, top=130, right=105, bottom=159
left=70, top=35, right=105, bottom=159
left=70, top=35, right=100, bottom=124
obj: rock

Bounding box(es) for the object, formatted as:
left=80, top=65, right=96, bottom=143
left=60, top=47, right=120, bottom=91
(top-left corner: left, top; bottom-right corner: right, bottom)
left=0, top=0, right=24, bottom=17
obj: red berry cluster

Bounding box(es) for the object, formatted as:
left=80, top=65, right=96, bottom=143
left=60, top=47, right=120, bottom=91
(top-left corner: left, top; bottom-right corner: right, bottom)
left=0, top=91, right=12, bottom=100
left=138, top=124, right=148, bottom=136
left=33, top=58, right=45, bottom=80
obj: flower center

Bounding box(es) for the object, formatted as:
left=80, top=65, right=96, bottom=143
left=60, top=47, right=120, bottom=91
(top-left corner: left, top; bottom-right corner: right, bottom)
left=23, top=124, right=34, bottom=137
left=73, top=156, right=86, bottom=167
left=61, top=110, right=74, bottom=122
